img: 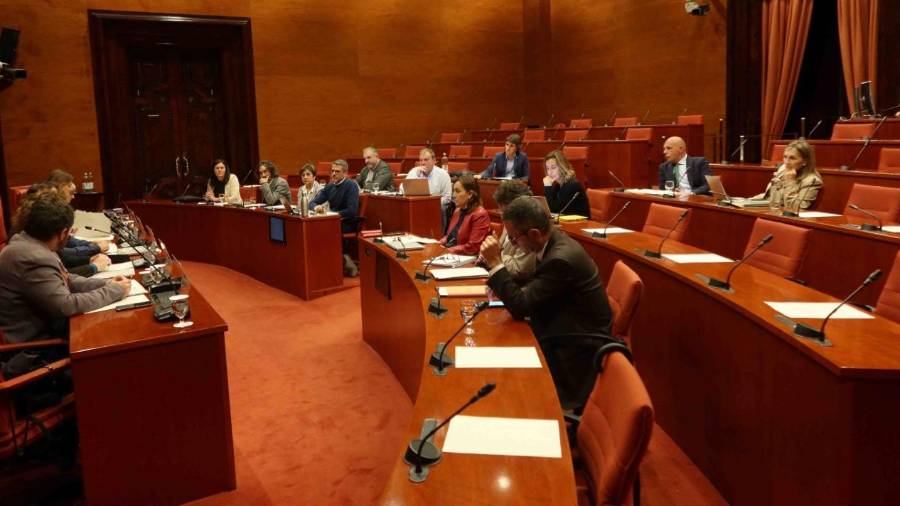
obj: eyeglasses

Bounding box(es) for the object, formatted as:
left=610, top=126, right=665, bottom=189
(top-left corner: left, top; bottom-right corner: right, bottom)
left=507, top=229, right=526, bottom=244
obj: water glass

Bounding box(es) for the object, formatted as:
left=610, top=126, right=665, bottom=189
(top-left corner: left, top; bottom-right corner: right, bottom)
left=460, top=299, right=476, bottom=341
left=664, top=180, right=675, bottom=192
left=170, top=294, right=193, bottom=328
left=372, top=183, right=380, bottom=193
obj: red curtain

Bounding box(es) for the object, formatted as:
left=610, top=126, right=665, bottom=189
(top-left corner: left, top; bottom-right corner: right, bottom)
left=761, top=0, right=814, bottom=147
left=838, top=0, right=879, bottom=115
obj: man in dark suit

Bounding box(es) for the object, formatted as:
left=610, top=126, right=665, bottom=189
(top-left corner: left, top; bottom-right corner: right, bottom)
left=479, top=196, right=612, bottom=403
left=658, top=136, right=711, bottom=195
left=479, top=134, right=530, bottom=180
left=356, top=146, right=395, bottom=191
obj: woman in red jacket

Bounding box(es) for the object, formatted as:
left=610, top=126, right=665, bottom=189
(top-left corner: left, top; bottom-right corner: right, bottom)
left=441, top=174, right=491, bottom=255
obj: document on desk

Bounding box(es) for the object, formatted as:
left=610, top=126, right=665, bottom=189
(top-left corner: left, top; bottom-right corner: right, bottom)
left=765, top=302, right=875, bottom=319
left=582, top=227, right=633, bottom=235
left=662, top=253, right=733, bottom=264
left=129, top=279, right=148, bottom=294
left=93, top=262, right=136, bottom=279
left=442, top=415, right=562, bottom=458
left=430, top=267, right=489, bottom=280
left=882, top=225, right=900, bottom=234
left=117, top=245, right=151, bottom=256
left=455, top=347, right=542, bottom=368
left=425, top=254, right=476, bottom=268
left=625, top=188, right=673, bottom=196
left=73, top=210, right=112, bottom=238
left=438, top=285, right=487, bottom=297
left=797, top=211, right=841, bottom=218
left=85, top=293, right=149, bottom=314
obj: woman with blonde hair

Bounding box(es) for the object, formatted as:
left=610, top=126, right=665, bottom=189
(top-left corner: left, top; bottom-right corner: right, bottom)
left=542, top=150, right=590, bottom=217
left=753, top=140, right=822, bottom=211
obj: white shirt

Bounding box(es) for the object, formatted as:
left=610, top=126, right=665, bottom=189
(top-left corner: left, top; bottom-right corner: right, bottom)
left=403, top=165, right=452, bottom=207
left=674, top=154, right=692, bottom=192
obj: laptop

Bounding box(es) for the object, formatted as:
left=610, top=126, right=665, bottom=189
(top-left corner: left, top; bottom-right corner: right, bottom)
left=705, top=175, right=770, bottom=208
left=403, top=178, right=431, bottom=196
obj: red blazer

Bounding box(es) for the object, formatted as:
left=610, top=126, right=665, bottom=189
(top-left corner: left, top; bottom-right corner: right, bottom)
left=441, top=206, right=491, bottom=255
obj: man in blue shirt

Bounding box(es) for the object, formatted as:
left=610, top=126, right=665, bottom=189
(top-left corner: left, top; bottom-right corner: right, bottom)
left=311, top=159, right=360, bottom=233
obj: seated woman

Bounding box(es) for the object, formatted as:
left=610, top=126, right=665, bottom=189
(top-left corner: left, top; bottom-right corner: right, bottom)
left=297, top=163, right=323, bottom=206
left=441, top=174, right=491, bottom=255
left=205, top=159, right=242, bottom=204
left=753, top=140, right=822, bottom=210
left=542, top=150, right=590, bottom=217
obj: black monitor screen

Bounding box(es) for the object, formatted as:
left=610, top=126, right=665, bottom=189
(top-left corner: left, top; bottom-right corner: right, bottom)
left=269, top=216, right=286, bottom=244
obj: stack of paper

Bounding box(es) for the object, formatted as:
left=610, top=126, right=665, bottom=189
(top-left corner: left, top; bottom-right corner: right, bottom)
left=798, top=211, right=840, bottom=219
left=425, top=254, right=476, bottom=268
left=765, top=302, right=875, bottom=319
left=437, top=285, right=488, bottom=297
left=883, top=225, right=900, bottom=234
left=73, top=210, right=112, bottom=238
left=662, top=253, right=733, bottom=264
left=582, top=227, right=633, bottom=235
left=625, top=188, right=672, bottom=196
left=557, top=214, right=588, bottom=222
left=455, top=347, right=542, bottom=368
left=430, top=267, right=489, bottom=280
left=93, top=262, right=136, bottom=279
left=442, top=415, right=561, bottom=458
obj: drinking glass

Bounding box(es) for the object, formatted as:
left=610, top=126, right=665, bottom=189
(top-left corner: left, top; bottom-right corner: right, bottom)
left=460, top=299, right=476, bottom=345
left=372, top=183, right=380, bottom=193
left=218, top=193, right=225, bottom=202
left=170, top=294, right=193, bottom=328
left=664, top=180, right=675, bottom=192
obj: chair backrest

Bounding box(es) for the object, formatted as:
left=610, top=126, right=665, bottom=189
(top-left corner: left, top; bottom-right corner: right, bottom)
left=767, top=143, right=788, bottom=165
left=641, top=203, right=690, bottom=242
left=676, top=114, right=704, bottom=125
left=523, top=129, right=545, bottom=142
left=577, top=351, right=654, bottom=506
left=876, top=250, right=900, bottom=324
left=8, top=185, right=29, bottom=214
left=316, top=161, right=333, bottom=178
left=387, top=162, right=402, bottom=174
left=625, top=127, right=652, bottom=141
left=844, top=183, right=900, bottom=223
left=570, top=118, right=593, bottom=128
left=483, top=146, right=505, bottom=159
left=831, top=122, right=876, bottom=140
left=606, top=261, right=644, bottom=341
left=586, top=189, right=612, bottom=222
left=489, top=221, right=502, bottom=238
left=378, top=148, right=397, bottom=159
left=0, top=194, right=7, bottom=250
left=447, top=161, right=470, bottom=172
left=499, top=122, right=520, bottom=130
left=563, top=146, right=588, bottom=161
left=403, top=145, right=425, bottom=159
left=449, top=145, right=472, bottom=158
left=564, top=129, right=589, bottom=142
left=877, top=147, right=900, bottom=174
left=613, top=117, right=638, bottom=127
left=439, top=132, right=461, bottom=143
left=744, top=218, right=811, bottom=279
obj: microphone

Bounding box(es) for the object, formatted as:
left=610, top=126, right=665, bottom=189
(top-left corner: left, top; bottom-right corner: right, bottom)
left=580, top=111, right=586, bottom=118
left=840, top=115, right=888, bottom=170
left=607, top=111, right=617, bottom=126
left=554, top=191, right=581, bottom=223
left=704, top=234, right=773, bottom=290
left=241, top=167, right=255, bottom=185
left=395, top=236, right=410, bottom=260
left=426, top=130, right=439, bottom=147
left=639, top=109, right=650, bottom=125
left=727, top=135, right=749, bottom=164
left=86, top=225, right=172, bottom=290
left=405, top=382, right=497, bottom=482
left=415, top=255, right=439, bottom=282
left=459, top=129, right=468, bottom=143
left=142, top=181, right=160, bottom=203
left=428, top=285, right=448, bottom=317
left=592, top=201, right=630, bottom=239
left=608, top=170, right=627, bottom=192
left=849, top=204, right=883, bottom=231
left=675, top=107, right=688, bottom=123
left=430, top=301, right=490, bottom=374
left=790, top=269, right=882, bottom=345
left=805, top=119, right=823, bottom=139
left=644, top=209, right=688, bottom=258
left=780, top=183, right=814, bottom=218
left=545, top=113, right=555, bottom=128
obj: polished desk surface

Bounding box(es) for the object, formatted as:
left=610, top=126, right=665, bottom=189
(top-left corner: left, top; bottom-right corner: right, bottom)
left=128, top=200, right=343, bottom=300
left=765, top=139, right=900, bottom=172
left=360, top=193, right=443, bottom=238
left=556, top=218, right=900, bottom=504
left=359, top=239, right=576, bottom=505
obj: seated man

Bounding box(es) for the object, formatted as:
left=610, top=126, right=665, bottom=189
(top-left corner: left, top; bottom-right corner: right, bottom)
left=258, top=160, right=291, bottom=205
left=356, top=146, right=395, bottom=191
left=479, top=134, right=529, bottom=180
left=311, top=159, right=360, bottom=233
left=658, top=136, right=711, bottom=195
left=479, top=196, right=612, bottom=402
left=404, top=147, right=452, bottom=217
left=0, top=192, right=131, bottom=344
left=492, top=180, right=536, bottom=280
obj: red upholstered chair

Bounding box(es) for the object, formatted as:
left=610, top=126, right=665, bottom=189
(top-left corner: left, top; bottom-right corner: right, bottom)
left=439, top=132, right=461, bottom=143
left=875, top=251, right=900, bottom=324
left=570, top=118, right=593, bottom=128
left=613, top=117, right=638, bottom=127
left=743, top=218, right=811, bottom=279
left=766, top=143, right=788, bottom=165
left=676, top=114, right=704, bottom=125
left=625, top=128, right=652, bottom=141
left=449, top=145, right=472, bottom=158
left=499, top=122, right=520, bottom=130
left=563, top=146, right=588, bottom=161
left=642, top=203, right=690, bottom=242
left=564, top=129, right=589, bottom=142
left=843, top=183, right=900, bottom=224
left=288, top=187, right=299, bottom=202
left=8, top=185, right=30, bottom=214
left=877, top=148, right=900, bottom=174
left=403, top=145, right=425, bottom=159
left=387, top=162, right=402, bottom=174
left=572, top=351, right=653, bottom=506
left=523, top=129, right=545, bottom=142
left=831, top=122, right=876, bottom=140
left=316, top=161, right=334, bottom=179
left=0, top=194, right=7, bottom=250
left=587, top=189, right=612, bottom=222
left=606, top=261, right=644, bottom=343
left=447, top=161, right=470, bottom=172
left=489, top=221, right=502, bottom=238
left=483, top=146, right=505, bottom=159
left=375, top=148, right=395, bottom=159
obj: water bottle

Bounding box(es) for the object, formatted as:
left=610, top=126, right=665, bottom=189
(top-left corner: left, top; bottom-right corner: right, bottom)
left=300, top=191, right=308, bottom=217
left=441, top=153, right=449, bottom=170
left=85, top=171, right=95, bottom=191
left=82, top=172, right=89, bottom=192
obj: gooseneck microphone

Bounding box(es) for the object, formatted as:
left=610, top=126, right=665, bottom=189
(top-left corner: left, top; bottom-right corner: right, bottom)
left=395, top=236, right=410, bottom=260
left=805, top=119, right=823, bottom=139
left=849, top=204, right=883, bottom=231
left=792, top=269, right=882, bottom=344
left=706, top=234, right=773, bottom=290
left=430, top=301, right=490, bottom=375
left=428, top=286, right=448, bottom=317
left=553, top=191, right=581, bottom=223
left=644, top=209, right=689, bottom=258
left=85, top=225, right=170, bottom=288
left=416, top=255, right=439, bottom=282
left=592, top=201, right=631, bottom=239
left=608, top=170, right=627, bottom=192
left=840, top=115, right=888, bottom=170
left=241, top=167, right=255, bottom=185
left=639, top=109, right=651, bottom=125
left=406, top=382, right=497, bottom=483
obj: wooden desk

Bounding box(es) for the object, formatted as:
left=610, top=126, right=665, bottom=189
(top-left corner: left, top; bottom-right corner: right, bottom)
left=72, top=192, right=104, bottom=212
left=710, top=163, right=900, bottom=213
left=128, top=200, right=343, bottom=300
left=557, top=219, right=900, bottom=505
left=522, top=139, right=653, bottom=189
left=70, top=280, right=235, bottom=504
left=605, top=192, right=900, bottom=305
left=835, top=118, right=900, bottom=140
left=470, top=128, right=521, bottom=142
left=362, top=194, right=443, bottom=238
left=359, top=240, right=576, bottom=504
left=766, top=139, right=900, bottom=171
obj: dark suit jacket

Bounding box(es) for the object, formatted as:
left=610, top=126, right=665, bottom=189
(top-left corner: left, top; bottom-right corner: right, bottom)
left=481, top=151, right=530, bottom=180
left=355, top=160, right=395, bottom=191
left=658, top=156, right=712, bottom=194
left=441, top=206, right=491, bottom=255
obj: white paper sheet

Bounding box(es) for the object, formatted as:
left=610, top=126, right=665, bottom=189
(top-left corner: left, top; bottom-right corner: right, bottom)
left=882, top=225, right=900, bottom=234
left=582, top=227, right=633, bottom=235
left=662, top=253, right=733, bottom=264
left=442, top=415, right=562, bottom=458
left=85, top=294, right=149, bottom=314
left=423, top=254, right=476, bottom=267
left=93, top=267, right=133, bottom=279
left=625, top=188, right=672, bottom=196
left=73, top=210, right=112, bottom=238
left=455, top=347, right=542, bottom=368
left=73, top=234, right=114, bottom=242
left=430, top=267, right=489, bottom=280
left=117, top=245, right=151, bottom=256
left=108, top=262, right=136, bottom=272
left=765, top=301, right=875, bottom=319
left=798, top=211, right=841, bottom=218
left=129, top=279, right=148, bottom=294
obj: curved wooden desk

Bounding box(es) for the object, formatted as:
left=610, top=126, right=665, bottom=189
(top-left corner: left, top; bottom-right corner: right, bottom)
left=359, top=239, right=576, bottom=505
left=557, top=219, right=900, bottom=505
left=128, top=200, right=343, bottom=300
